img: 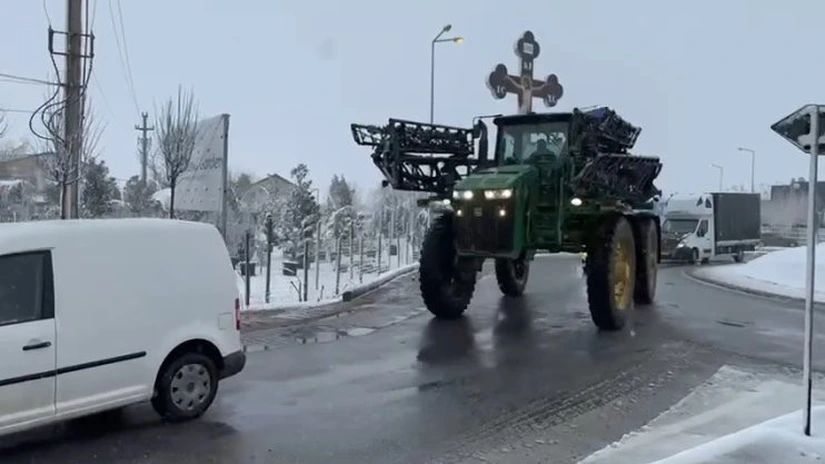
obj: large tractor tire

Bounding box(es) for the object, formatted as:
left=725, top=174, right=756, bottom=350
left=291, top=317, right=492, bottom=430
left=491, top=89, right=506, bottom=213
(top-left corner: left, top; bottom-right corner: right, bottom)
left=419, top=212, right=477, bottom=319
left=586, top=215, right=637, bottom=331
left=633, top=217, right=659, bottom=305
left=495, top=257, right=530, bottom=297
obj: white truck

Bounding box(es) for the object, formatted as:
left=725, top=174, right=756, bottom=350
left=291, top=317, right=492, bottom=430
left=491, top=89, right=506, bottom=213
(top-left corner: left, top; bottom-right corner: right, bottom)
left=661, top=192, right=761, bottom=264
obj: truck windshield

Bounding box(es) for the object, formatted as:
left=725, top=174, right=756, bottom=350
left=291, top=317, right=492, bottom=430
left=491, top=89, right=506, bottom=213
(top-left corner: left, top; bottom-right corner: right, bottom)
left=663, top=218, right=699, bottom=235
left=497, top=122, right=568, bottom=165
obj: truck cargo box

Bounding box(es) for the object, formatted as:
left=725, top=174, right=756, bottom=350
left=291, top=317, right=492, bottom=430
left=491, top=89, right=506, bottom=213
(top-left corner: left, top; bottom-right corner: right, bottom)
left=712, top=192, right=761, bottom=244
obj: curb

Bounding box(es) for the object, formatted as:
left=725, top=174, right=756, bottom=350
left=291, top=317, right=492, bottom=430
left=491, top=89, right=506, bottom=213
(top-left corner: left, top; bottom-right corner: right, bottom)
left=342, top=264, right=419, bottom=302
left=685, top=268, right=825, bottom=307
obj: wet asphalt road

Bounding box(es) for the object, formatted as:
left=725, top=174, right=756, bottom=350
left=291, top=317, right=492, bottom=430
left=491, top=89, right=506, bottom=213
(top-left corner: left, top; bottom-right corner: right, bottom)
left=1, top=254, right=821, bottom=464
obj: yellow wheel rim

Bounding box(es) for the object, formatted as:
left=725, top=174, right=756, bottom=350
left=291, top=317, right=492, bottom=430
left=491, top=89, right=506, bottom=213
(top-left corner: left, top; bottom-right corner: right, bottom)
left=611, top=234, right=633, bottom=310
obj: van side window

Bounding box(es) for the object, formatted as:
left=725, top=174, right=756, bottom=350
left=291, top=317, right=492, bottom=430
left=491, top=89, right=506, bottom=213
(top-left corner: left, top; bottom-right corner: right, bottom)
left=0, top=251, right=54, bottom=327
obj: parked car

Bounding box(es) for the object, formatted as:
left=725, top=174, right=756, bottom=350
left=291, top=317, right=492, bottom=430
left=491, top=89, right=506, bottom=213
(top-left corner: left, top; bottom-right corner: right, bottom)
left=0, top=218, right=245, bottom=437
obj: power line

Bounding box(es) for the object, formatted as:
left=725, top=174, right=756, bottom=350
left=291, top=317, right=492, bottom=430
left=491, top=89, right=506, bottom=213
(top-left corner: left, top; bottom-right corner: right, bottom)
left=107, top=0, right=140, bottom=116
left=0, top=107, right=36, bottom=114
left=0, top=72, right=58, bottom=86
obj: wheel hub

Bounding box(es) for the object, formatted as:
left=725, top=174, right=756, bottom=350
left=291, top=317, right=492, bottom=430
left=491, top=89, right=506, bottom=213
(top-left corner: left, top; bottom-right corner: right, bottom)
left=611, top=236, right=633, bottom=310
left=170, top=363, right=211, bottom=411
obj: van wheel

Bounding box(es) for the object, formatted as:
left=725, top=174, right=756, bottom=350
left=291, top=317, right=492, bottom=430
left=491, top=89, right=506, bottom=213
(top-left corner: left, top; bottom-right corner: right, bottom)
left=152, top=352, right=219, bottom=422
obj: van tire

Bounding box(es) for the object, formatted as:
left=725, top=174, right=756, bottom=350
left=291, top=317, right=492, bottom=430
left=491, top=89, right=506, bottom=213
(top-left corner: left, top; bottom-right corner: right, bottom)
left=152, top=352, right=219, bottom=422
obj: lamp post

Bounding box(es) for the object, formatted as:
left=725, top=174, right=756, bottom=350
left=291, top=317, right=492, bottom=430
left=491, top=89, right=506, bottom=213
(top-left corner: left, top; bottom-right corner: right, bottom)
left=737, top=147, right=756, bottom=194
left=430, top=24, right=464, bottom=123
left=710, top=164, right=724, bottom=191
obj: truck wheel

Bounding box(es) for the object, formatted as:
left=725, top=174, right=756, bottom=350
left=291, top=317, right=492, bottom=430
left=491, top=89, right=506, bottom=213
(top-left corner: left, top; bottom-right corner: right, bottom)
left=733, top=250, right=745, bottom=263
left=495, top=257, right=530, bottom=296
left=689, top=248, right=699, bottom=265
left=586, top=215, right=637, bottom=331
left=633, top=218, right=658, bottom=305
left=152, top=352, right=219, bottom=422
left=419, top=212, right=477, bottom=319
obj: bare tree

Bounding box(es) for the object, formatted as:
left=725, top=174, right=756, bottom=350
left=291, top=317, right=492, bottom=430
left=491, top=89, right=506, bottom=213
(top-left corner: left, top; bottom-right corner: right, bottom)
left=0, top=111, right=8, bottom=140
left=154, top=86, right=199, bottom=218
left=36, top=97, right=105, bottom=196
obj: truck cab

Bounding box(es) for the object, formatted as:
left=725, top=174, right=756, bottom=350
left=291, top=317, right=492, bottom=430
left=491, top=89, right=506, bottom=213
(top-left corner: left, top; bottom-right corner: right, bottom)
left=661, top=192, right=761, bottom=264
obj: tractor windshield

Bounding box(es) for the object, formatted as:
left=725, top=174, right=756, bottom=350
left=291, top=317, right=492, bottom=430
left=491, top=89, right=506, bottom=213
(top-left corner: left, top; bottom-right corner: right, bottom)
left=497, top=122, right=569, bottom=166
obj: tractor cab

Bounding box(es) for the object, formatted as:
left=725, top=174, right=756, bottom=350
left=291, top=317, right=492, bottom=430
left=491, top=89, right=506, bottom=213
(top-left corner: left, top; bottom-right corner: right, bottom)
left=489, top=113, right=576, bottom=247
left=493, top=113, right=572, bottom=167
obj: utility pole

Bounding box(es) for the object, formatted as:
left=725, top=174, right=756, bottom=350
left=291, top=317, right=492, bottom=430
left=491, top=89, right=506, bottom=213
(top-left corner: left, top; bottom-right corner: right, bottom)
left=62, top=0, right=84, bottom=219
left=135, top=112, right=154, bottom=183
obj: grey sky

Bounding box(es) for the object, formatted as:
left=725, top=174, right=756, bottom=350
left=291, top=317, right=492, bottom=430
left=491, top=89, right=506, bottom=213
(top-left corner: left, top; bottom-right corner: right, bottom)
left=1, top=0, right=822, bottom=196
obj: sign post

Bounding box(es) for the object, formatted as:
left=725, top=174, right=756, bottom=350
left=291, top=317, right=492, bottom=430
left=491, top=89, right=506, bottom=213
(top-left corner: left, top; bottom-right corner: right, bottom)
left=771, top=104, right=825, bottom=436
left=486, top=31, right=564, bottom=114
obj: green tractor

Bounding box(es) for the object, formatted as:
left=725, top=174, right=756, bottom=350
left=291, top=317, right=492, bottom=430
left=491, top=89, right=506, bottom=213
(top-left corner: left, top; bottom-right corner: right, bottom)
left=350, top=107, right=662, bottom=331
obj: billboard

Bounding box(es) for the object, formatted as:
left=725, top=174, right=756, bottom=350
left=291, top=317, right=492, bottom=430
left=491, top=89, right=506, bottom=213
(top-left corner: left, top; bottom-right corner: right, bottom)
left=175, top=114, right=229, bottom=212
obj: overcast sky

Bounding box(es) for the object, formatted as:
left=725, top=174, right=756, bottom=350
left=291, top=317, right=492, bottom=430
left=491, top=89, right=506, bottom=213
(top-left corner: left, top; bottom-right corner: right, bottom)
left=2, top=0, right=824, bottom=196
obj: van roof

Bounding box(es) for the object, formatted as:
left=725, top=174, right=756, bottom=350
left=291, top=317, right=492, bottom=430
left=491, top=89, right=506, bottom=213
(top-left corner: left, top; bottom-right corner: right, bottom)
left=0, top=218, right=218, bottom=254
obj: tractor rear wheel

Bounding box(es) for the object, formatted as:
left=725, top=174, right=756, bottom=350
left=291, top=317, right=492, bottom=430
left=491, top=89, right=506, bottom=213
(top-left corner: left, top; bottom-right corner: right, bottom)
left=586, top=215, right=637, bottom=331
left=634, top=218, right=659, bottom=305
left=419, top=212, right=477, bottom=319
left=495, top=257, right=530, bottom=297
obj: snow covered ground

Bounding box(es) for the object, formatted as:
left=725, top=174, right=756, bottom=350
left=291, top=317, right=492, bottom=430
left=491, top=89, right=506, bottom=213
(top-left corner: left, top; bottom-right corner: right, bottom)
left=237, top=240, right=417, bottom=311
left=579, top=365, right=825, bottom=464
left=694, top=244, right=825, bottom=302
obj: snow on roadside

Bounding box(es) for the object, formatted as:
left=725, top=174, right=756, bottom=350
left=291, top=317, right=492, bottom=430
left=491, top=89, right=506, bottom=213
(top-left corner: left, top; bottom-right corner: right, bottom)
left=579, top=365, right=825, bottom=464
left=646, top=407, right=825, bottom=464
left=237, top=250, right=417, bottom=312
left=694, top=244, right=825, bottom=302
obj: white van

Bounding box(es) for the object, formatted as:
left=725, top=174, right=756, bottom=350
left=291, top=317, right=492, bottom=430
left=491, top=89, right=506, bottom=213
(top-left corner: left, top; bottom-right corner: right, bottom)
left=0, top=218, right=245, bottom=437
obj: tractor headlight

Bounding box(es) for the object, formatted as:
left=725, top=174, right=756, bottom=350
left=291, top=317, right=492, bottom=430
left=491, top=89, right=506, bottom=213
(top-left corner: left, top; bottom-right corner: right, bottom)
left=483, top=189, right=513, bottom=200
left=570, top=197, right=583, bottom=206
left=453, top=190, right=474, bottom=200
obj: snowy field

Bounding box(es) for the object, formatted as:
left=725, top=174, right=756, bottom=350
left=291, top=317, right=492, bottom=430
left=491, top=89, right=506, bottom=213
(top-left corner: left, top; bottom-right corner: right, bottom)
left=237, top=240, right=417, bottom=311
left=580, top=365, right=825, bottom=464
left=694, top=244, right=825, bottom=302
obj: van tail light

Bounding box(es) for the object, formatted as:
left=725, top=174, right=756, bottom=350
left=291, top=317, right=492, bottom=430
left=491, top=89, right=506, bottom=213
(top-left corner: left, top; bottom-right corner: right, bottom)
left=234, top=298, right=241, bottom=331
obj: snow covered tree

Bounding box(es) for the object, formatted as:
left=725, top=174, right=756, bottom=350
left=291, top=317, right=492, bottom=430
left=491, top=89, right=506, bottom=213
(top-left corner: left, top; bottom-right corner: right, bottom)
left=154, top=86, right=199, bottom=219
left=0, top=111, right=7, bottom=141
left=80, top=158, right=118, bottom=218
left=123, top=175, right=160, bottom=216
left=276, top=163, right=320, bottom=261
left=326, top=174, right=356, bottom=239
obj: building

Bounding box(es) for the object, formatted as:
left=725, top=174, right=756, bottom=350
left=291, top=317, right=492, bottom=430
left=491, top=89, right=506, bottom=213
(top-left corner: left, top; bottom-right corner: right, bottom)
left=0, top=152, right=57, bottom=193
left=0, top=152, right=58, bottom=221
left=762, top=180, right=825, bottom=227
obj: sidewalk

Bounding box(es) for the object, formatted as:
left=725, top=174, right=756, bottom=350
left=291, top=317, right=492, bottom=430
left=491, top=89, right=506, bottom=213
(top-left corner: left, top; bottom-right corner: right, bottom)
left=579, top=365, right=825, bottom=464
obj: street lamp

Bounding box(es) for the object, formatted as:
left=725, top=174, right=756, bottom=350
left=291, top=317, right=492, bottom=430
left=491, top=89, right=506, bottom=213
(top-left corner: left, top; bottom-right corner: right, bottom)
left=737, top=147, right=756, bottom=193
left=430, top=24, right=464, bottom=123
left=710, top=164, right=724, bottom=191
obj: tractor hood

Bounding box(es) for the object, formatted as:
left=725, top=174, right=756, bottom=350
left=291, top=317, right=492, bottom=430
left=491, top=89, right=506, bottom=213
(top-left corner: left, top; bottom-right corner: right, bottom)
left=454, top=165, right=535, bottom=191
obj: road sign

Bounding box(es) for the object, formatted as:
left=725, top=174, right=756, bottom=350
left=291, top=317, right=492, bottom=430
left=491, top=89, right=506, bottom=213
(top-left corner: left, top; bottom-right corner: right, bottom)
left=486, top=31, right=564, bottom=115
left=771, top=104, right=825, bottom=154
left=772, top=104, right=824, bottom=437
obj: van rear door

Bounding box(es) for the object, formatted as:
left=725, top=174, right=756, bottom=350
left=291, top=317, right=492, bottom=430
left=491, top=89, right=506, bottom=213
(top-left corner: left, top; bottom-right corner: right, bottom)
left=0, top=251, right=57, bottom=431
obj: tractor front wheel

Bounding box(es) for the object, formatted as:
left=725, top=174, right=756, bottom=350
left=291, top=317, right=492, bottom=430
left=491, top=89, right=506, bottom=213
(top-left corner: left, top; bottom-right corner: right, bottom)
left=495, top=257, right=530, bottom=297
left=419, top=212, right=477, bottom=319
left=586, top=215, right=637, bottom=331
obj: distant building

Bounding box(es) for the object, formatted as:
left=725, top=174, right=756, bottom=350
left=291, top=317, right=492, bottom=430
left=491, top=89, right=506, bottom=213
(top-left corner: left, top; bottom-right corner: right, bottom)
left=0, top=152, right=58, bottom=221
left=0, top=152, right=57, bottom=193
left=762, top=180, right=825, bottom=227
left=243, top=173, right=296, bottom=210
